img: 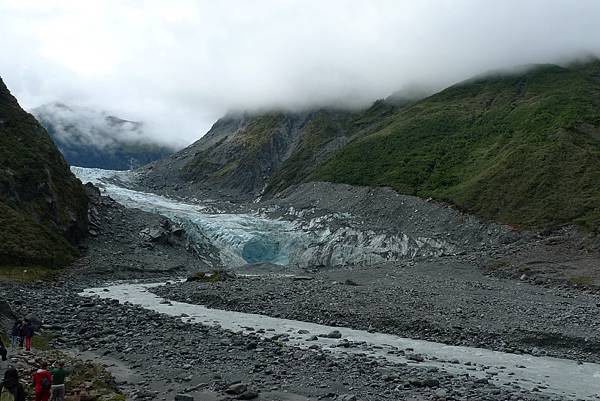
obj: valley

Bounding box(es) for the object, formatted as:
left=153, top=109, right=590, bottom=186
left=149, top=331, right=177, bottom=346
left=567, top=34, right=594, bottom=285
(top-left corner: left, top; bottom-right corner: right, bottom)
left=4, top=166, right=600, bottom=400
left=3, top=58, right=600, bottom=401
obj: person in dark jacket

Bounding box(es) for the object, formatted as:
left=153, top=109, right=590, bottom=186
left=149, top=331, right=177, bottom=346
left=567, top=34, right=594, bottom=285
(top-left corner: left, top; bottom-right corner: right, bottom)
left=23, top=320, right=34, bottom=352
left=18, top=320, right=25, bottom=349
left=10, top=320, right=21, bottom=349
left=0, top=337, right=7, bottom=361
left=0, top=367, right=26, bottom=401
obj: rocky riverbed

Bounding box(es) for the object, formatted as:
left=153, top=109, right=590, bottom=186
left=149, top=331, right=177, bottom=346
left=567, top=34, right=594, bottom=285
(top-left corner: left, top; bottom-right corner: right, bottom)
left=151, top=260, right=600, bottom=364
left=0, top=279, right=574, bottom=401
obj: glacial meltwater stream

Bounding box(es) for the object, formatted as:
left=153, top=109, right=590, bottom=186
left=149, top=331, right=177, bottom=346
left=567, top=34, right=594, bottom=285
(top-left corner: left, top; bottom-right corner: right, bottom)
left=80, top=282, right=600, bottom=400
left=72, top=167, right=600, bottom=399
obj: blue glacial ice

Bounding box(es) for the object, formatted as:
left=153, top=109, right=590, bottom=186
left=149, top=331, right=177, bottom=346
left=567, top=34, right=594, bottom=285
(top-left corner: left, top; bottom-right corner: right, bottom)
left=72, top=167, right=308, bottom=267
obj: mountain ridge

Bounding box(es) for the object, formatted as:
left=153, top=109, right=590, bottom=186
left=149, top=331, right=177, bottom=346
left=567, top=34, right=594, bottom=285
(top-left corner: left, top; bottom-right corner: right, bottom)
left=139, top=60, right=600, bottom=231
left=316, top=60, right=600, bottom=230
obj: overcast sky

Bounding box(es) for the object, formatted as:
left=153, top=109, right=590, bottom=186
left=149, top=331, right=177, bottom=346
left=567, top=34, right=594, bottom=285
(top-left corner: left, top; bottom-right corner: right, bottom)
left=1, top=0, right=599, bottom=147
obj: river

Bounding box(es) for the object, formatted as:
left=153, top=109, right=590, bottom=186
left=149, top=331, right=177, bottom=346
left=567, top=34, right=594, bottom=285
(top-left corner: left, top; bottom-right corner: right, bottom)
left=81, top=281, right=600, bottom=400
left=72, top=167, right=600, bottom=399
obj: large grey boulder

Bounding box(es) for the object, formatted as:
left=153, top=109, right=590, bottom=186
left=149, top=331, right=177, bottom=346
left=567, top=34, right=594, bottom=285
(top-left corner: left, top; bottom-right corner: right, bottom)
left=0, top=301, right=16, bottom=331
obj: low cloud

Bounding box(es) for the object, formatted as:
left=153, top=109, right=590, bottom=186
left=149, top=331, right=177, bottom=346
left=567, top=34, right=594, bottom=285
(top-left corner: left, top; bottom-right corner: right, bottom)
left=31, top=102, right=175, bottom=150
left=1, top=0, right=599, bottom=146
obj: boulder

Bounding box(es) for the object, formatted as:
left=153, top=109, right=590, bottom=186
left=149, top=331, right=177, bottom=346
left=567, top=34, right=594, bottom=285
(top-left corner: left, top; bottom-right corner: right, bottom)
left=225, top=383, right=247, bottom=395
left=326, top=330, right=342, bottom=339
left=238, top=390, right=259, bottom=400
left=0, top=302, right=17, bottom=334
left=423, top=378, right=440, bottom=388
left=407, top=353, right=425, bottom=362
left=26, top=316, right=43, bottom=331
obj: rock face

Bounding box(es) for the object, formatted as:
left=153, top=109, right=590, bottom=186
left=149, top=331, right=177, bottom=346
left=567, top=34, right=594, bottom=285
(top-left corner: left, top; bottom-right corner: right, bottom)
left=32, top=102, right=174, bottom=170
left=0, top=78, right=88, bottom=268
left=0, top=301, right=15, bottom=332
left=138, top=103, right=401, bottom=201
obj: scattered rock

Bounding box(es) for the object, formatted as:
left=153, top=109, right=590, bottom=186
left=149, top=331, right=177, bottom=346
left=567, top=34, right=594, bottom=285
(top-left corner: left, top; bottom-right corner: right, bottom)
left=225, top=383, right=247, bottom=395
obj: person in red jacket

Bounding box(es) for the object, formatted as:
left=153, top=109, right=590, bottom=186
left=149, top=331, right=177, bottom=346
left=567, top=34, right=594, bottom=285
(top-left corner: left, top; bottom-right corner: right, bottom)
left=32, top=361, right=52, bottom=401
left=23, top=320, right=35, bottom=352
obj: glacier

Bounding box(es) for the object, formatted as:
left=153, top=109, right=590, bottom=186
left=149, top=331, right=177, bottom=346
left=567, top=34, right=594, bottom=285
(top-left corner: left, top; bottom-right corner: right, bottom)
left=72, top=167, right=458, bottom=268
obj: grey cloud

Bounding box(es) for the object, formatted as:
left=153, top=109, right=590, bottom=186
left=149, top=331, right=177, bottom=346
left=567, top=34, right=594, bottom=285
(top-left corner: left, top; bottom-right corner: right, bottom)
left=30, top=102, right=166, bottom=150
left=1, top=0, right=599, bottom=146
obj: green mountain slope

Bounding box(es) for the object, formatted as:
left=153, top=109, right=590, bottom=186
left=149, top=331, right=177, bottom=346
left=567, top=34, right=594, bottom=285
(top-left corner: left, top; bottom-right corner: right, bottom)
left=0, top=78, right=88, bottom=268
left=315, top=61, right=600, bottom=230
left=140, top=98, right=409, bottom=199
left=265, top=101, right=401, bottom=194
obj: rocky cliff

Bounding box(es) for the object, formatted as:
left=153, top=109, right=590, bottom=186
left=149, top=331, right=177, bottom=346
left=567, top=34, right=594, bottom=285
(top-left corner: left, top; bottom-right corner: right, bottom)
left=0, top=78, right=88, bottom=268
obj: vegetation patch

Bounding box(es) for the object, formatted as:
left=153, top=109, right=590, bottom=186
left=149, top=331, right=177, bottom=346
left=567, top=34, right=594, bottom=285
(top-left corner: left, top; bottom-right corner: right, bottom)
left=0, top=265, right=60, bottom=282
left=315, top=61, right=600, bottom=231
left=568, top=275, right=594, bottom=286
left=187, top=270, right=235, bottom=283
left=31, top=331, right=55, bottom=351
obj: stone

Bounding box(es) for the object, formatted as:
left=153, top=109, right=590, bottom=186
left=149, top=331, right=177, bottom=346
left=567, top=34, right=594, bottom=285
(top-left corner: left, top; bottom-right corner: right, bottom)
left=292, top=276, right=314, bottom=281
left=407, top=353, right=424, bottom=362
left=423, top=378, right=440, bottom=388
left=238, top=390, right=259, bottom=400
left=225, top=383, right=247, bottom=395
left=326, top=330, right=342, bottom=339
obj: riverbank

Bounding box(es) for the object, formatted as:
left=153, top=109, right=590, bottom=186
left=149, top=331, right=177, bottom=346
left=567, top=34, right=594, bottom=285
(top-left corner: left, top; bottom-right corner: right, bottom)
left=0, top=279, right=571, bottom=401
left=151, top=260, right=600, bottom=364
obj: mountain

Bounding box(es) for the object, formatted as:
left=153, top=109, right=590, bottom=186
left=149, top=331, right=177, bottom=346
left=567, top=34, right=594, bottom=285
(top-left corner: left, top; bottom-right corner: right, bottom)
left=316, top=60, right=600, bottom=230
left=141, top=59, right=600, bottom=231
left=0, top=78, right=88, bottom=268
left=32, top=103, right=174, bottom=170
left=139, top=100, right=406, bottom=199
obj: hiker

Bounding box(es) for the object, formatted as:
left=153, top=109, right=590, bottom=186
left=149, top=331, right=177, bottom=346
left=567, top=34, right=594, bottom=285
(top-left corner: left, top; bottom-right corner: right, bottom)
left=18, top=320, right=25, bottom=349
left=10, top=321, right=20, bottom=349
left=32, top=361, right=52, bottom=401
left=49, top=361, right=69, bottom=401
left=22, top=320, right=34, bottom=352
left=0, top=368, right=26, bottom=401
left=0, top=338, right=7, bottom=361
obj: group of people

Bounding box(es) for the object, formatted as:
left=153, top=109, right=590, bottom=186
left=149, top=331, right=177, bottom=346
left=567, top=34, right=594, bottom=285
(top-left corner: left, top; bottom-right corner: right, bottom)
left=9, top=320, right=35, bottom=352
left=0, top=318, right=70, bottom=401
left=0, top=361, right=69, bottom=401
left=0, top=320, right=33, bottom=363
